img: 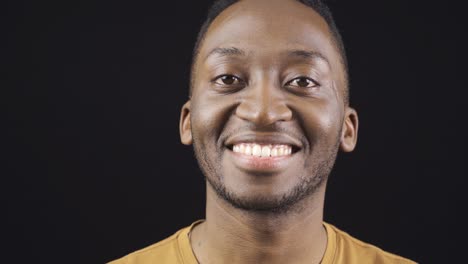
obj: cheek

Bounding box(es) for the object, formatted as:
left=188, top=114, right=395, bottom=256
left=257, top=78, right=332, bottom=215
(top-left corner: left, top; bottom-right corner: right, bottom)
left=297, top=100, right=343, bottom=144
left=191, top=93, right=238, bottom=142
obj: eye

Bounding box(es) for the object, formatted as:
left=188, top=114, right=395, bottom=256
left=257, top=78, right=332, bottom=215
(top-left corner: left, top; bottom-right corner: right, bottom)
left=214, top=75, right=243, bottom=86
left=285, top=77, right=318, bottom=88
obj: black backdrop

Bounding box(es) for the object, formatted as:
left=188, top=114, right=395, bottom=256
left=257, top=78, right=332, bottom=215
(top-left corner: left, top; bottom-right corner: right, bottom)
left=5, top=0, right=466, bottom=263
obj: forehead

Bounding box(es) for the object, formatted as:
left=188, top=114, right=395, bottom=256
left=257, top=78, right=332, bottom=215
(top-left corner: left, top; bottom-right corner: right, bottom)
left=197, top=0, right=343, bottom=80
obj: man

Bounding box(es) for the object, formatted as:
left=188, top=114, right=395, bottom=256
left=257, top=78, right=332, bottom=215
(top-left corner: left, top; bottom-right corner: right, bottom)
left=110, top=0, right=416, bottom=263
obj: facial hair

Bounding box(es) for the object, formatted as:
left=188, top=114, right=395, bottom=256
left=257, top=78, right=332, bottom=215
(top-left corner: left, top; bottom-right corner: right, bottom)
left=192, top=127, right=341, bottom=215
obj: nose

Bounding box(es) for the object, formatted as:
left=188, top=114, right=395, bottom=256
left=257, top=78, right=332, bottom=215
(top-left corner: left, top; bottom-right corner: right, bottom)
left=235, top=80, right=293, bottom=126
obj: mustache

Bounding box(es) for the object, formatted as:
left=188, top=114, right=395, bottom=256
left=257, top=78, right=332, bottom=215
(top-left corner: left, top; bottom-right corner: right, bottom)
left=218, top=123, right=308, bottom=148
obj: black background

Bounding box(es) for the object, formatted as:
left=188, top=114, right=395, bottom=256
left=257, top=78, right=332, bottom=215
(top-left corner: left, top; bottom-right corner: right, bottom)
left=5, top=0, right=466, bottom=263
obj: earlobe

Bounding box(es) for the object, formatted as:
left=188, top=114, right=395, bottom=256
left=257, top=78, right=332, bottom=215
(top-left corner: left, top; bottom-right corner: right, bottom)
left=179, top=101, right=193, bottom=145
left=340, top=107, right=359, bottom=152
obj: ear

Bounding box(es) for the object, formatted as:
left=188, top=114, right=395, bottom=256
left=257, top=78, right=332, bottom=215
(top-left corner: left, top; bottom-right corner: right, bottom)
left=340, top=107, right=359, bottom=152
left=179, top=100, right=193, bottom=145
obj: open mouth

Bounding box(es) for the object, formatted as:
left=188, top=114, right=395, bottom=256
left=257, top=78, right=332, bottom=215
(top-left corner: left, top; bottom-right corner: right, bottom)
left=226, top=143, right=300, bottom=158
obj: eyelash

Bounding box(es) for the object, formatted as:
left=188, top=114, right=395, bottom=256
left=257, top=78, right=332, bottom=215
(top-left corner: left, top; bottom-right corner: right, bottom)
left=285, top=76, right=319, bottom=88
left=212, top=75, right=320, bottom=89
left=213, top=74, right=244, bottom=86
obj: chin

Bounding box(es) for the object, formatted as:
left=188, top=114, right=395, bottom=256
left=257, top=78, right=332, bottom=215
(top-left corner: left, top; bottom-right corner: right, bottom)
left=207, top=174, right=326, bottom=214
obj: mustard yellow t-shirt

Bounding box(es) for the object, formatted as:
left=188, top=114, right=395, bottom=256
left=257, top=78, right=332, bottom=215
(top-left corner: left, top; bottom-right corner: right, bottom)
left=109, top=221, right=416, bottom=264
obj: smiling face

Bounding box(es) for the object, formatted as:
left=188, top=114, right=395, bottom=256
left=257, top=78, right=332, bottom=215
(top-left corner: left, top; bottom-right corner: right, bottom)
left=180, top=0, right=358, bottom=213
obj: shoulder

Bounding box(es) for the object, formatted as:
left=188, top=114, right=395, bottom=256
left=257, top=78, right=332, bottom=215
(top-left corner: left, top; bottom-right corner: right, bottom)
left=107, top=227, right=187, bottom=264
left=324, top=223, right=417, bottom=264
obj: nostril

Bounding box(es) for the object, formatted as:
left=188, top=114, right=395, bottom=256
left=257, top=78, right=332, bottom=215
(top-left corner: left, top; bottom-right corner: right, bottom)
left=235, top=100, right=293, bottom=125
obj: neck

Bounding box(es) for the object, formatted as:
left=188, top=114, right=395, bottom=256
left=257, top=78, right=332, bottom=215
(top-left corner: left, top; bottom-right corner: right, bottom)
left=190, top=184, right=328, bottom=264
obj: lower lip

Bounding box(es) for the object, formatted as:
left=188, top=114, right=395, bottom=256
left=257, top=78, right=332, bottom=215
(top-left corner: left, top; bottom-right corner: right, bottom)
left=227, top=149, right=297, bottom=173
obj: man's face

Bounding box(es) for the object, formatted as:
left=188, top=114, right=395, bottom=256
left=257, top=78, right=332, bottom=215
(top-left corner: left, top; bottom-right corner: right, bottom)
left=180, top=0, right=358, bottom=213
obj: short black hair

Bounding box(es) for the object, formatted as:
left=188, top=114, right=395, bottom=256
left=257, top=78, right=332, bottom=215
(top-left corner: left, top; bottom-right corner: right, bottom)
left=190, top=0, right=349, bottom=104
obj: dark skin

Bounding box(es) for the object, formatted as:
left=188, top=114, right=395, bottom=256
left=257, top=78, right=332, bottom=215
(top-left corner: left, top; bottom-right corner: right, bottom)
left=179, top=0, right=358, bottom=263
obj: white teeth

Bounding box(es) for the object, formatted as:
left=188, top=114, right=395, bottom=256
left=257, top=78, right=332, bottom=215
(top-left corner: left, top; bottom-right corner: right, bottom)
left=278, top=147, right=284, bottom=156
left=232, top=143, right=293, bottom=157
left=271, top=148, right=278, bottom=157
left=239, top=144, right=245, bottom=153
left=245, top=145, right=252, bottom=155
left=261, top=146, right=271, bottom=157
left=252, top=144, right=261, bottom=156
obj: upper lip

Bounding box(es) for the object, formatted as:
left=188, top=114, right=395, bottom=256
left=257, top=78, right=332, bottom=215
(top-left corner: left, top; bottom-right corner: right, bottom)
left=224, top=132, right=303, bottom=150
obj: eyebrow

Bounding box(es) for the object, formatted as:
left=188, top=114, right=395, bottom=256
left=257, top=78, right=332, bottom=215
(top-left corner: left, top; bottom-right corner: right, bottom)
left=288, top=49, right=330, bottom=66
left=204, top=47, right=329, bottom=65
left=205, top=47, right=246, bottom=60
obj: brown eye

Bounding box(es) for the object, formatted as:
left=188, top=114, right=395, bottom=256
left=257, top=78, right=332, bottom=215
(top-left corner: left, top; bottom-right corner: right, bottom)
left=214, top=75, right=241, bottom=85
left=286, top=77, right=318, bottom=88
